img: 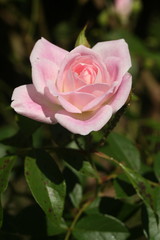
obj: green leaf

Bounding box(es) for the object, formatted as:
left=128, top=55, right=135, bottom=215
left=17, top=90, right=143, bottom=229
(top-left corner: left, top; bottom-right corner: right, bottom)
left=154, top=152, right=160, bottom=182
left=25, top=150, right=66, bottom=226
left=69, top=183, right=83, bottom=208
left=73, top=214, right=129, bottom=240
left=46, top=216, right=67, bottom=236
left=116, top=162, right=155, bottom=211
left=113, top=176, right=134, bottom=199
left=80, top=161, right=98, bottom=178
left=144, top=187, right=160, bottom=240
left=0, top=156, right=16, bottom=227
left=0, top=125, right=18, bottom=141
left=57, top=148, right=99, bottom=179
left=0, top=144, right=13, bottom=158
left=145, top=206, right=160, bottom=240
left=75, top=25, right=90, bottom=48
left=3, top=115, right=41, bottom=147
left=85, top=197, right=101, bottom=215
left=114, top=180, right=128, bottom=199
left=48, top=124, right=72, bottom=147
left=96, top=152, right=154, bottom=211
left=101, top=132, right=141, bottom=171
left=0, top=156, right=16, bottom=193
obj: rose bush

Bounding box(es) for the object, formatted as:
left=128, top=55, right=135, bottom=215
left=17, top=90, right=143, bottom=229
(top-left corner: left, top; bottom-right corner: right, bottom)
left=11, top=38, right=132, bottom=135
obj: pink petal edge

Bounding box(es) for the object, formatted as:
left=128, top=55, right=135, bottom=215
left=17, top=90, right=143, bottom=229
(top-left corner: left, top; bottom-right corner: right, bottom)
left=11, top=84, right=59, bottom=124
left=31, top=59, right=59, bottom=95
left=110, top=72, right=132, bottom=112
left=55, top=105, right=112, bottom=135
left=30, top=37, right=68, bottom=67
left=92, top=39, right=131, bottom=74
left=59, top=91, right=95, bottom=112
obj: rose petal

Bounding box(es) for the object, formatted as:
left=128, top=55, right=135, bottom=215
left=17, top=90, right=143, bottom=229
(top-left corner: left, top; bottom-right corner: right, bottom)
left=58, top=96, right=81, bottom=113
left=77, top=83, right=114, bottom=112
left=105, top=57, right=127, bottom=94
left=59, top=92, right=95, bottom=112
left=57, top=45, right=110, bottom=92
left=105, top=57, right=122, bottom=83
left=92, top=39, right=131, bottom=74
left=56, top=52, right=80, bottom=92
left=71, top=46, right=110, bottom=84
left=77, top=83, right=110, bottom=96
left=11, top=84, right=60, bottom=124
left=110, top=72, right=132, bottom=112
left=55, top=105, right=112, bottom=135
left=62, top=63, right=87, bottom=92
left=30, top=37, right=68, bottom=67
left=31, top=59, right=59, bottom=95
left=82, top=93, right=109, bottom=112
left=71, top=45, right=102, bottom=58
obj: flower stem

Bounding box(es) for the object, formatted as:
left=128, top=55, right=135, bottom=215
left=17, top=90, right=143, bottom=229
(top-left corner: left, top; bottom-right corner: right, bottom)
left=64, top=200, right=92, bottom=240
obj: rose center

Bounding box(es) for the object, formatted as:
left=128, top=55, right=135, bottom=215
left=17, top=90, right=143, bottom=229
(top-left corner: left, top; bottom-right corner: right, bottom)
left=73, top=63, right=97, bottom=84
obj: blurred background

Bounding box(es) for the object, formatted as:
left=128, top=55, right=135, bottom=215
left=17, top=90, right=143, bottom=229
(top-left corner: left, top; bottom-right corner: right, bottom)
left=0, top=0, right=160, bottom=239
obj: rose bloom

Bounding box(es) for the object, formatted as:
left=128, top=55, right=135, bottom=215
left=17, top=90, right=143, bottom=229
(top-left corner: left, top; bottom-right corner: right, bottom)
left=11, top=38, right=132, bottom=135
left=115, top=0, right=133, bottom=17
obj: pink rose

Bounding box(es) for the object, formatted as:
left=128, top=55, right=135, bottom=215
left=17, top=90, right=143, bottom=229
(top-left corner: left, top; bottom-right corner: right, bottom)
left=115, top=0, right=133, bottom=17
left=11, top=38, right=132, bottom=135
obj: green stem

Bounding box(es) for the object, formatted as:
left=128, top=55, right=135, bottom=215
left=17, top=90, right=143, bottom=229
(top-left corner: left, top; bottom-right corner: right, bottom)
left=64, top=201, right=92, bottom=240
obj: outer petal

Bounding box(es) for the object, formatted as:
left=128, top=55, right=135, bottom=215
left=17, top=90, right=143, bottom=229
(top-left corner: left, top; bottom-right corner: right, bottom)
left=92, top=39, right=131, bottom=74
left=71, top=45, right=103, bottom=58
left=104, top=57, right=127, bottom=93
left=58, top=96, right=81, bottom=114
left=77, top=83, right=114, bottom=112
left=30, top=37, right=68, bottom=67
left=59, top=92, right=95, bottom=112
left=55, top=105, right=112, bottom=135
left=105, top=57, right=122, bottom=85
left=77, top=83, right=110, bottom=96
left=110, top=73, right=132, bottom=112
left=31, top=59, right=59, bottom=95
left=11, top=84, right=60, bottom=124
